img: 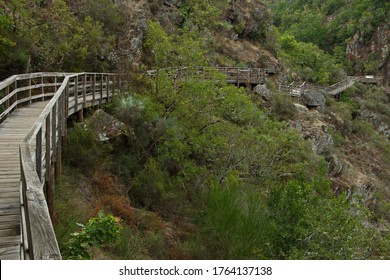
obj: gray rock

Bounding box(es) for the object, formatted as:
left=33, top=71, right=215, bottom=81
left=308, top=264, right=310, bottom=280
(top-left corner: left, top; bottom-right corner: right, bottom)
left=357, top=109, right=390, bottom=139
left=89, top=109, right=128, bottom=141
left=312, top=133, right=334, bottom=155
left=325, top=153, right=345, bottom=177
left=254, top=84, right=271, bottom=100
left=302, top=90, right=326, bottom=112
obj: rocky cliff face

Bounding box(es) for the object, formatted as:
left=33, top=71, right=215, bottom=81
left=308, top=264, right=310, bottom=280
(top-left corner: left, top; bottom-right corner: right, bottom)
left=346, top=24, right=390, bottom=84
left=108, top=0, right=150, bottom=70
left=224, top=0, right=271, bottom=41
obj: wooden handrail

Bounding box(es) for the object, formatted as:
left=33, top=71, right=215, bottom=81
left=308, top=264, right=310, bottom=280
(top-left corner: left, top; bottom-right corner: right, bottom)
left=146, top=66, right=267, bottom=85
left=0, top=72, right=121, bottom=259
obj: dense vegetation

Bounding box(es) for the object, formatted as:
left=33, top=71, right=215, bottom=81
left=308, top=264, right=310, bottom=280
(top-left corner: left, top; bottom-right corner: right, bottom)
left=1, top=0, right=389, bottom=259
left=0, top=0, right=122, bottom=79
left=266, top=0, right=390, bottom=75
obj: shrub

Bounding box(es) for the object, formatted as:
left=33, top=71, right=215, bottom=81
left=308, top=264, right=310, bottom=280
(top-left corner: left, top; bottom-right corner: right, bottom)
left=63, top=211, right=121, bottom=260
left=64, top=122, right=112, bottom=172
left=270, top=93, right=297, bottom=121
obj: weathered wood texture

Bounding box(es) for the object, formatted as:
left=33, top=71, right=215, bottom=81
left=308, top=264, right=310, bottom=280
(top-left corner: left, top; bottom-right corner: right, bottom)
left=146, top=66, right=270, bottom=85
left=0, top=72, right=117, bottom=260
left=279, top=75, right=384, bottom=97
left=0, top=102, right=49, bottom=260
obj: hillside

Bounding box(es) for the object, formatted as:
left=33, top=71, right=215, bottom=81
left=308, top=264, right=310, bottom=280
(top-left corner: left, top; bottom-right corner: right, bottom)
left=1, top=0, right=389, bottom=259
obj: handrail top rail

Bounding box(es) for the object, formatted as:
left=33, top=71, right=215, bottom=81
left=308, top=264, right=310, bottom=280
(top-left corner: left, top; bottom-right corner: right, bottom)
left=22, top=76, right=71, bottom=146
left=0, top=72, right=116, bottom=90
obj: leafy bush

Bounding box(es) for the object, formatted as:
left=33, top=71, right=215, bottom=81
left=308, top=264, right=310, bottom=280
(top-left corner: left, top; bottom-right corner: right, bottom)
left=63, top=211, right=121, bottom=260
left=64, top=122, right=112, bottom=172
left=270, top=93, right=297, bottom=121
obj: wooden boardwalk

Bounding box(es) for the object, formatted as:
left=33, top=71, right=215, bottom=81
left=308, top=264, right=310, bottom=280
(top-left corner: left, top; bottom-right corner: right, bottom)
left=0, top=72, right=115, bottom=259
left=0, top=101, right=49, bottom=260
left=0, top=69, right=384, bottom=260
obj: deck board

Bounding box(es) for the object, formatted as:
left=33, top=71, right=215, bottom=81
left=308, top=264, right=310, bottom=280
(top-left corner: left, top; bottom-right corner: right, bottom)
left=0, top=101, right=49, bottom=260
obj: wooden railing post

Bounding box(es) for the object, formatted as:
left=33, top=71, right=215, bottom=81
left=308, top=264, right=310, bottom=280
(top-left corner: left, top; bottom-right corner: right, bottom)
left=41, top=76, right=44, bottom=101
left=36, top=128, right=42, bottom=183
left=82, top=74, right=87, bottom=108
left=106, top=74, right=110, bottom=101
left=100, top=74, right=104, bottom=106
left=45, top=114, right=55, bottom=219
left=14, top=80, right=18, bottom=109
left=56, top=96, right=63, bottom=180
left=5, top=86, right=9, bottom=115
left=92, top=73, right=96, bottom=106
left=74, top=76, right=79, bottom=113
left=28, top=78, right=32, bottom=104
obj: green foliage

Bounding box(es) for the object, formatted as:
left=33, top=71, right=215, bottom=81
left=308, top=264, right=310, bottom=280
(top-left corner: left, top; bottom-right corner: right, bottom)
left=145, top=20, right=207, bottom=68
left=196, top=172, right=390, bottom=259
left=130, top=158, right=176, bottom=211
left=63, top=211, right=121, bottom=260
left=268, top=0, right=390, bottom=73
left=179, top=0, right=222, bottom=31
left=270, top=93, right=297, bottom=121
left=65, top=122, right=112, bottom=172
left=83, top=0, right=125, bottom=34
left=0, top=0, right=115, bottom=78
left=195, top=173, right=267, bottom=259
left=278, top=34, right=343, bottom=85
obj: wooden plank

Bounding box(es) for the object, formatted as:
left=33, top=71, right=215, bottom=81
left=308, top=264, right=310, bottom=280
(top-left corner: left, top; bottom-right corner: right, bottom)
left=0, top=214, right=19, bottom=223
left=0, top=227, right=20, bottom=237
left=0, top=235, right=21, bottom=247
left=0, top=245, right=20, bottom=260
left=0, top=222, right=19, bottom=230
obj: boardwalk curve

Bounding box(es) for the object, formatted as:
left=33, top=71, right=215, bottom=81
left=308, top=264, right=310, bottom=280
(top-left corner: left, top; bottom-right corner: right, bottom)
left=0, top=67, right=383, bottom=260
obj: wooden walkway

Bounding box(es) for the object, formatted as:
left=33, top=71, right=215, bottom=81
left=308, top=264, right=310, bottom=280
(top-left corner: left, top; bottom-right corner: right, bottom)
left=279, top=76, right=384, bottom=97
left=0, top=102, right=49, bottom=260
left=0, top=69, right=384, bottom=260
left=0, top=72, right=116, bottom=260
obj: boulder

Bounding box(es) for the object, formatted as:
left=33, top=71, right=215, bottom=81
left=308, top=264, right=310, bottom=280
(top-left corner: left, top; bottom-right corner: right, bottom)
left=302, top=90, right=326, bottom=112
left=89, top=109, right=128, bottom=141
left=254, top=84, right=271, bottom=100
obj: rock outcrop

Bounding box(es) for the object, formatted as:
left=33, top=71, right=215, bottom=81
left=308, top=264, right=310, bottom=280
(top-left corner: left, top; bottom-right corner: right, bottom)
left=254, top=84, right=271, bottom=100
left=346, top=24, right=390, bottom=84
left=357, top=109, right=390, bottom=140
left=302, top=90, right=326, bottom=113
left=225, top=0, right=271, bottom=41
left=89, top=109, right=129, bottom=141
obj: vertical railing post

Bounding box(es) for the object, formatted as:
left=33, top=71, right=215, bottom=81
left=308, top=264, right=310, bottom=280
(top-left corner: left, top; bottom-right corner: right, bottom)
left=74, top=76, right=79, bottom=113
left=14, top=80, right=18, bottom=108
left=5, top=86, right=9, bottom=114
left=54, top=76, right=58, bottom=93
left=106, top=74, right=110, bottom=102
left=83, top=74, right=87, bottom=109
left=56, top=96, right=63, bottom=180
left=92, top=73, right=96, bottom=106
left=100, top=74, right=104, bottom=106
left=45, top=114, right=55, bottom=218
left=41, top=76, right=44, bottom=101
left=51, top=103, right=57, bottom=163
left=28, top=78, right=32, bottom=104
left=36, top=128, right=42, bottom=182
left=62, top=80, right=69, bottom=150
